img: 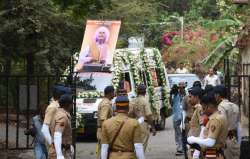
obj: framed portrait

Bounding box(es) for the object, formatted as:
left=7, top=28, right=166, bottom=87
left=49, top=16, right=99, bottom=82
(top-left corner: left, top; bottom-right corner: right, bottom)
left=77, top=20, right=121, bottom=67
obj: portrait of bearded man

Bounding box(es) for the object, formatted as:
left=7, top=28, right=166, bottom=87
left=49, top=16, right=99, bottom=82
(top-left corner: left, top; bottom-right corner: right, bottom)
left=76, top=26, right=110, bottom=70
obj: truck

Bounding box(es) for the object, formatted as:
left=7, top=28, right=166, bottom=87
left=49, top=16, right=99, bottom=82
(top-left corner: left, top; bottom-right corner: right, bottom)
left=75, top=48, right=171, bottom=137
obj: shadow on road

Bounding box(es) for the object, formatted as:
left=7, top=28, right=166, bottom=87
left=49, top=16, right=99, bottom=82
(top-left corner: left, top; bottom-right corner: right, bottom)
left=76, top=135, right=97, bottom=143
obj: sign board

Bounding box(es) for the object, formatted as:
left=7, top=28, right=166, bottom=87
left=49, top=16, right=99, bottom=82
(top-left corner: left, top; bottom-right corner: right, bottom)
left=75, top=20, right=121, bottom=71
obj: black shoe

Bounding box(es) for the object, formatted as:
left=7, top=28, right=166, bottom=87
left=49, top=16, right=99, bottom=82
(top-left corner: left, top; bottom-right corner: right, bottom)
left=175, top=150, right=184, bottom=156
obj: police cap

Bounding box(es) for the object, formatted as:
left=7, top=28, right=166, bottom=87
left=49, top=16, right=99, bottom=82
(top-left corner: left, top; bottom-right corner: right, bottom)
left=59, top=94, right=73, bottom=106
left=115, top=96, right=129, bottom=107
left=188, top=86, right=203, bottom=96
left=53, top=85, right=65, bottom=95
left=53, top=85, right=72, bottom=94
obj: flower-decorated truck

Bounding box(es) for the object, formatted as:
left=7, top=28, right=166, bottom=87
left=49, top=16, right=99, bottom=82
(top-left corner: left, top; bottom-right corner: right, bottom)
left=112, top=48, right=171, bottom=130
left=75, top=65, right=112, bottom=136
left=76, top=48, right=171, bottom=137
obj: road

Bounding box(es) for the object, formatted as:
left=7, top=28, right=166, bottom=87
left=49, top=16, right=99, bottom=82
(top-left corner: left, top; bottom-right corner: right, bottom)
left=76, top=116, right=185, bottom=159
left=0, top=116, right=185, bottom=159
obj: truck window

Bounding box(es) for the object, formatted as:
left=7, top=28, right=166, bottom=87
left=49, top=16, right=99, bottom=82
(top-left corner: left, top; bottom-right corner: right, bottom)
left=77, top=72, right=113, bottom=91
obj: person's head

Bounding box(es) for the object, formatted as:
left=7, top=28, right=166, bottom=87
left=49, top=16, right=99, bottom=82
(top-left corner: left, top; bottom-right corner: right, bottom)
left=208, top=68, right=214, bottom=76
left=178, top=79, right=186, bottom=93
left=59, top=94, right=73, bottom=112
left=95, top=26, right=110, bottom=44
left=204, top=85, right=214, bottom=95
left=188, top=86, right=203, bottom=105
left=115, top=96, right=129, bottom=113
left=213, top=85, right=227, bottom=104
left=37, top=103, right=47, bottom=119
left=137, top=84, right=147, bottom=96
left=170, top=84, right=179, bottom=95
left=52, top=85, right=66, bottom=100
left=104, top=86, right=115, bottom=100
left=193, top=81, right=202, bottom=88
left=201, top=92, right=218, bottom=116
left=179, top=62, right=184, bottom=69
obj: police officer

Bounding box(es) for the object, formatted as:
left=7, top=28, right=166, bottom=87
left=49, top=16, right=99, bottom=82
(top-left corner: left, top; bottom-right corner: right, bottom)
left=101, top=96, right=145, bottom=159
left=188, top=86, right=203, bottom=137
left=129, top=84, right=156, bottom=151
left=42, top=85, right=69, bottom=145
left=214, top=85, right=240, bottom=159
left=188, top=93, right=228, bottom=159
left=49, top=94, right=74, bottom=159
left=183, top=81, right=203, bottom=134
left=96, top=86, right=115, bottom=158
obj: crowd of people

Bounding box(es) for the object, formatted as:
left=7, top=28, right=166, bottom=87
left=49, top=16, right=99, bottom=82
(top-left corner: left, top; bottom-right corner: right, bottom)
left=170, top=80, right=240, bottom=159
left=166, top=62, right=224, bottom=87
left=24, top=61, right=239, bottom=159
left=25, top=83, right=156, bottom=159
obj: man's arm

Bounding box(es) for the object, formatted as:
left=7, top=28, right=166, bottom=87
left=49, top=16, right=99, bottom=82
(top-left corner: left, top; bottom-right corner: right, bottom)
left=41, top=106, right=57, bottom=145
left=41, top=124, right=52, bottom=145
left=133, top=123, right=145, bottom=159
left=54, top=132, right=64, bottom=159
left=54, top=116, right=67, bottom=159
left=101, top=122, right=109, bottom=159
left=99, top=104, right=112, bottom=126
left=188, top=119, right=220, bottom=147
left=188, top=136, right=216, bottom=147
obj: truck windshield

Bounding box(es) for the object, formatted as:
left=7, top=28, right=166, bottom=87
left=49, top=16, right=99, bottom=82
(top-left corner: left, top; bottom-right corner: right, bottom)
left=77, top=72, right=113, bottom=91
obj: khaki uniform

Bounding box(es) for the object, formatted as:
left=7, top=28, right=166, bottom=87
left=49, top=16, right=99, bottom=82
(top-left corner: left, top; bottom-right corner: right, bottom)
left=48, top=108, right=72, bottom=159
left=44, top=100, right=60, bottom=125
left=101, top=113, right=143, bottom=159
left=203, top=111, right=228, bottom=159
left=218, top=100, right=240, bottom=159
left=129, top=95, right=152, bottom=150
left=96, top=98, right=113, bottom=158
left=188, top=104, right=202, bottom=137
left=183, top=96, right=195, bottom=132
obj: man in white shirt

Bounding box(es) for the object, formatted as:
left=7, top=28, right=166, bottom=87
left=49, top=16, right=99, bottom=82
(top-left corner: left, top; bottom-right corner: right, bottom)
left=176, top=62, right=189, bottom=74
left=204, top=68, right=221, bottom=87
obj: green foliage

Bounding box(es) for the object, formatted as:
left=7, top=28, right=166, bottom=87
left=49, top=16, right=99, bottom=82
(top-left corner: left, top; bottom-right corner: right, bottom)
left=0, top=0, right=82, bottom=75
left=50, top=0, right=111, bottom=22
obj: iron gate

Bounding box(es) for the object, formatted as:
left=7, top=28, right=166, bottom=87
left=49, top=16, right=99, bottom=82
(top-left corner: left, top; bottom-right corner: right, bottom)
left=224, top=59, right=250, bottom=118
left=0, top=74, right=77, bottom=150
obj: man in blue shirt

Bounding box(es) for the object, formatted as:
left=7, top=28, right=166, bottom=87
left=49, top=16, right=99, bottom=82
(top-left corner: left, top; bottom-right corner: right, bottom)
left=170, top=81, right=186, bottom=155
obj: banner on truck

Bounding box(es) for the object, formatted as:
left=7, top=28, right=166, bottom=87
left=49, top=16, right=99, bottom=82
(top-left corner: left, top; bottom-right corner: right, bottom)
left=76, top=20, right=121, bottom=68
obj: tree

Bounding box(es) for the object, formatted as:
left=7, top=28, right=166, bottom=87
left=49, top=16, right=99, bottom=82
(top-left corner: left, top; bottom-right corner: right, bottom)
left=50, top=0, right=111, bottom=22
left=0, top=0, right=82, bottom=75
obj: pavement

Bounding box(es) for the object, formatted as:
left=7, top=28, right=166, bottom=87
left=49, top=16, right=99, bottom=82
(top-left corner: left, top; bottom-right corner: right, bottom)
left=75, top=116, right=184, bottom=159
left=1, top=115, right=248, bottom=159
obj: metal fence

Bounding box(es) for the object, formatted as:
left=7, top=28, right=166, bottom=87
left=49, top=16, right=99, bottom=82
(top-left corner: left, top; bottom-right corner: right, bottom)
left=0, top=74, right=77, bottom=150
left=224, top=59, right=250, bottom=152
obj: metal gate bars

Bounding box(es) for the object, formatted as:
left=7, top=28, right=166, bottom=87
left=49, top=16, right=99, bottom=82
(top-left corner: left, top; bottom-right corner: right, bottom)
left=0, top=74, right=77, bottom=150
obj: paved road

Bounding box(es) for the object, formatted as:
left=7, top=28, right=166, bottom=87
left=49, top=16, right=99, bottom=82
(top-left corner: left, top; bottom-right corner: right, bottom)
left=76, top=116, right=185, bottom=159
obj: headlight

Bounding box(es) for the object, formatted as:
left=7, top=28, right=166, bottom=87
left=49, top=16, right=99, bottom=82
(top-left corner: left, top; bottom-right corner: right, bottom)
left=93, top=111, right=98, bottom=119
